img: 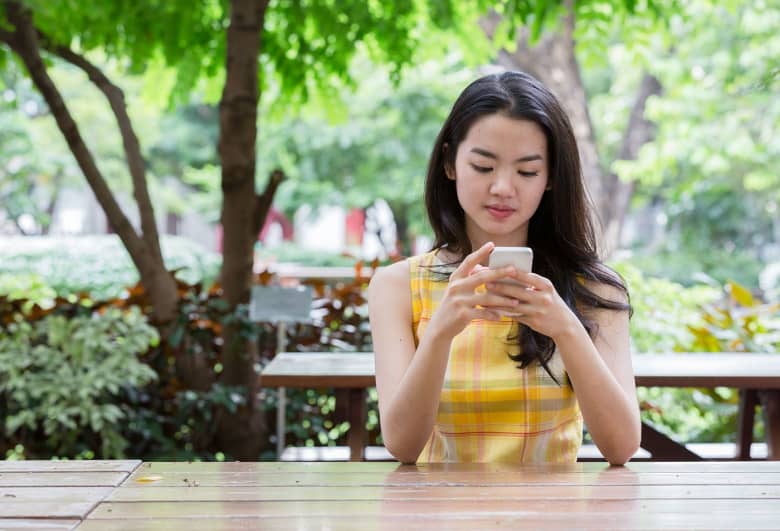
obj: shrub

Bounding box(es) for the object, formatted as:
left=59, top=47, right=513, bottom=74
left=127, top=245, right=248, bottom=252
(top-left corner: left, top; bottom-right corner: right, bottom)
left=0, top=235, right=220, bottom=299
left=0, top=307, right=159, bottom=458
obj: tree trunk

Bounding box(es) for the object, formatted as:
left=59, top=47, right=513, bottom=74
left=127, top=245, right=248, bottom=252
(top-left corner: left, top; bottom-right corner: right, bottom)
left=40, top=167, right=63, bottom=235
left=0, top=0, right=178, bottom=322
left=215, top=0, right=270, bottom=460
left=601, top=73, right=662, bottom=254
left=481, top=5, right=660, bottom=257
left=388, top=202, right=412, bottom=256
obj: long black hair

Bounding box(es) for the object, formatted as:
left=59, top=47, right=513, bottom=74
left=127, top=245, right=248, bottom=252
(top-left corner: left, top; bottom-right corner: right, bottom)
left=424, top=71, right=631, bottom=380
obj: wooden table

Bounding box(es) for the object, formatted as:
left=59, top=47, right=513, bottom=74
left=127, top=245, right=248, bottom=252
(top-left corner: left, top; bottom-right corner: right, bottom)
left=8, top=460, right=780, bottom=529
left=0, top=459, right=139, bottom=530
left=261, top=352, right=375, bottom=461
left=260, top=351, right=780, bottom=461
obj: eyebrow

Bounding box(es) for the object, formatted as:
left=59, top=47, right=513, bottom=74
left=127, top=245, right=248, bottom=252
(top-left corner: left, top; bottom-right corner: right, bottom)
left=470, top=147, right=543, bottom=163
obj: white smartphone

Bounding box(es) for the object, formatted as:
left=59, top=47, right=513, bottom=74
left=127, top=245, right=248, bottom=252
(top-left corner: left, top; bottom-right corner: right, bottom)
left=488, top=246, right=533, bottom=283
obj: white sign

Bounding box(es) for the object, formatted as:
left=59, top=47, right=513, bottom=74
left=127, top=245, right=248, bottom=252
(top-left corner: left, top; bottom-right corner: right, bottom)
left=250, top=285, right=313, bottom=323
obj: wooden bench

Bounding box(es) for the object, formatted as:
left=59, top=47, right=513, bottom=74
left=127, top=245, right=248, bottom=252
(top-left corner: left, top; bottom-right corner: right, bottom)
left=260, top=351, right=780, bottom=461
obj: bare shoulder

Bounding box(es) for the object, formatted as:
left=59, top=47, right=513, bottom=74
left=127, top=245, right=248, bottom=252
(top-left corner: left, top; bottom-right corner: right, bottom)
left=369, top=259, right=410, bottom=300
left=368, top=259, right=412, bottom=321
left=370, top=259, right=410, bottom=288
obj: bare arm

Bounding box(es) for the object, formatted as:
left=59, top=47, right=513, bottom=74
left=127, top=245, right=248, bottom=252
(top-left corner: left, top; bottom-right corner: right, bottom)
left=491, top=272, right=640, bottom=465
left=555, top=282, right=640, bottom=465
left=368, top=243, right=518, bottom=463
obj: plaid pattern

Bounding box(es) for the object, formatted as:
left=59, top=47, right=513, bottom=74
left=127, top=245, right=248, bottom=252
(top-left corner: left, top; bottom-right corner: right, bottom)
left=409, top=251, right=583, bottom=463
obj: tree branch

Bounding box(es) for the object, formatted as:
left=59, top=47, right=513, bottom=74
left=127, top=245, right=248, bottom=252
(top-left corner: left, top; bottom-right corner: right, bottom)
left=2, top=1, right=150, bottom=269
left=41, top=37, right=165, bottom=266
left=252, top=168, right=285, bottom=237
left=602, top=72, right=662, bottom=253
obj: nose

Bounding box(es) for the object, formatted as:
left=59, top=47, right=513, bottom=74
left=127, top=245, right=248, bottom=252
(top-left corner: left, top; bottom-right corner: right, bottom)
left=489, top=169, right=514, bottom=197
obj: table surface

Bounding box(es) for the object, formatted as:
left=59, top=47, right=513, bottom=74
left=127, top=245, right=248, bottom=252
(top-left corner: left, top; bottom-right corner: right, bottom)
left=5, top=460, right=780, bottom=530
left=260, top=351, right=780, bottom=389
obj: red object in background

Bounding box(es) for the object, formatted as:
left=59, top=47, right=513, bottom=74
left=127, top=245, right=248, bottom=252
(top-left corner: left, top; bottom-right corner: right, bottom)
left=260, top=208, right=294, bottom=242
left=345, top=208, right=365, bottom=246
left=215, top=207, right=294, bottom=252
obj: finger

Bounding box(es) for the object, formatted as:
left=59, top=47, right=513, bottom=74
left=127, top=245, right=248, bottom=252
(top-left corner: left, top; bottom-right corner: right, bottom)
left=452, top=241, right=494, bottom=280
left=515, top=272, right=554, bottom=291
left=469, top=264, right=490, bottom=276
left=471, top=307, right=502, bottom=321
left=475, top=292, right=521, bottom=312
left=459, top=265, right=518, bottom=291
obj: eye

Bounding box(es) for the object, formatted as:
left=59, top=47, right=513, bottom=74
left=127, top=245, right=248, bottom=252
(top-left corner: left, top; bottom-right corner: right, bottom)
left=470, top=164, right=492, bottom=173
left=518, top=171, right=539, bottom=177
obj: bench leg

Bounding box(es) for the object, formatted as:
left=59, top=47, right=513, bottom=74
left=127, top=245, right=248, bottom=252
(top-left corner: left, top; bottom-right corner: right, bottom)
left=347, top=388, right=367, bottom=461
left=335, top=388, right=367, bottom=461
left=758, top=389, right=780, bottom=460
left=736, top=389, right=758, bottom=460
left=641, top=422, right=703, bottom=461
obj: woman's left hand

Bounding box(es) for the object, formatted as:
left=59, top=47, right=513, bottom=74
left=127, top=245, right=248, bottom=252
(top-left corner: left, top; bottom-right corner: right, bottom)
left=485, top=270, right=580, bottom=340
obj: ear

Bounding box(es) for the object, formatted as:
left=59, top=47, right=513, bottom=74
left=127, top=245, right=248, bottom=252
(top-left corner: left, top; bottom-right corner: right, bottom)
left=442, top=143, right=456, bottom=180
left=445, top=165, right=456, bottom=181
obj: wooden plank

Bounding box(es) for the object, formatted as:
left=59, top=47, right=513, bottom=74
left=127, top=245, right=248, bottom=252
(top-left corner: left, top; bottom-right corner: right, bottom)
left=633, top=353, right=780, bottom=388
left=118, top=470, right=780, bottom=487
left=0, top=520, right=78, bottom=530
left=260, top=352, right=374, bottom=388
left=0, top=487, right=113, bottom=518
left=260, top=352, right=780, bottom=389
left=107, top=483, right=780, bottom=502
left=0, top=460, right=141, bottom=473
left=75, top=513, right=780, bottom=531
left=86, top=498, right=780, bottom=519
left=0, top=472, right=130, bottom=488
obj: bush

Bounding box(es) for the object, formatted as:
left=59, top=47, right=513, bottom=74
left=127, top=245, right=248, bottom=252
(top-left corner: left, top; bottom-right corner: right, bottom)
left=0, top=235, right=220, bottom=299
left=625, top=246, right=764, bottom=290
left=612, top=261, right=720, bottom=352
left=0, top=306, right=159, bottom=459
left=636, top=279, right=779, bottom=443
left=256, top=241, right=390, bottom=267
left=0, top=272, right=57, bottom=312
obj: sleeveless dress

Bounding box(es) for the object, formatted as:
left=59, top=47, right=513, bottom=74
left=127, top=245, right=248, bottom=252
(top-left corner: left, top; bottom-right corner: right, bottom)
left=409, top=250, right=583, bottom=463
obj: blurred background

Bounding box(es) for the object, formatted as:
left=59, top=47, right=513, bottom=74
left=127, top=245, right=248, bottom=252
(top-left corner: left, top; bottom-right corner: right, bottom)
left=0, top=0, right=778, bottom=461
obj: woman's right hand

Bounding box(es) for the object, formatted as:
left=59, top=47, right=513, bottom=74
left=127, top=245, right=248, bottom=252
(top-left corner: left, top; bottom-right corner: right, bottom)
left=427, top=242, right=521, bottom=340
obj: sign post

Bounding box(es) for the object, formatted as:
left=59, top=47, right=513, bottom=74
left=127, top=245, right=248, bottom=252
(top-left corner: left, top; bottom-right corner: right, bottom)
left=250, top=285, right=313, bottom=458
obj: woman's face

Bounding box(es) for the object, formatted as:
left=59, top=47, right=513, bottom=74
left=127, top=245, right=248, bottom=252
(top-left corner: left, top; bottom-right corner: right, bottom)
left=449, top=113, right=549, bottom=249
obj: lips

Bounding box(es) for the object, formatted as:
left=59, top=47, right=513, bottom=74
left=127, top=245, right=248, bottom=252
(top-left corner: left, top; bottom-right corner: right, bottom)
left=485, top=205, right=516, bottom=220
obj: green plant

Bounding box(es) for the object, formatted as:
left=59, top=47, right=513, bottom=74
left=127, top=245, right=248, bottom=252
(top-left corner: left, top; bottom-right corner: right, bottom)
left=637, top=280, right=779, bottom=443
left=0, top=307, right=159, bottom=458
left=612, top=261, right=720, bottom=352
left=0, top=272, right=57, bottom=312
left=0, top=235, right=220, bottom=299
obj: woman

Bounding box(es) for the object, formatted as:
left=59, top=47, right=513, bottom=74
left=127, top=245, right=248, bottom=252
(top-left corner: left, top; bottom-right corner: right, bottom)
left=368, top=71, right=640, bottom=465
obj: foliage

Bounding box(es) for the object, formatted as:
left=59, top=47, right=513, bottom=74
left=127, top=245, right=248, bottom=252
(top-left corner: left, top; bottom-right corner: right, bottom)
left=0, top=66, right=68, bottom=234
left=0, top=235, right=220, bottom=299
left=254, top=55, right=468, bottom=245
left=638, top=280, right=779, bottom=443
left=606, top=0, right=780, bottom=257
left=0, top=272, right=56, bottom=311
left=612, top=261, right=719, bottom=352
left=256, top=241, right=391, bottom=268
left=624, top=246, right=765, bottom=290
left=0, top=306, right=158, bottom=458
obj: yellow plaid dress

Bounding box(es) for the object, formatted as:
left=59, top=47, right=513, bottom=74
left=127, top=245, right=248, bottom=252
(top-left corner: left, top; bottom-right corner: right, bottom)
left=409, top=250, right=583, bottom=463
